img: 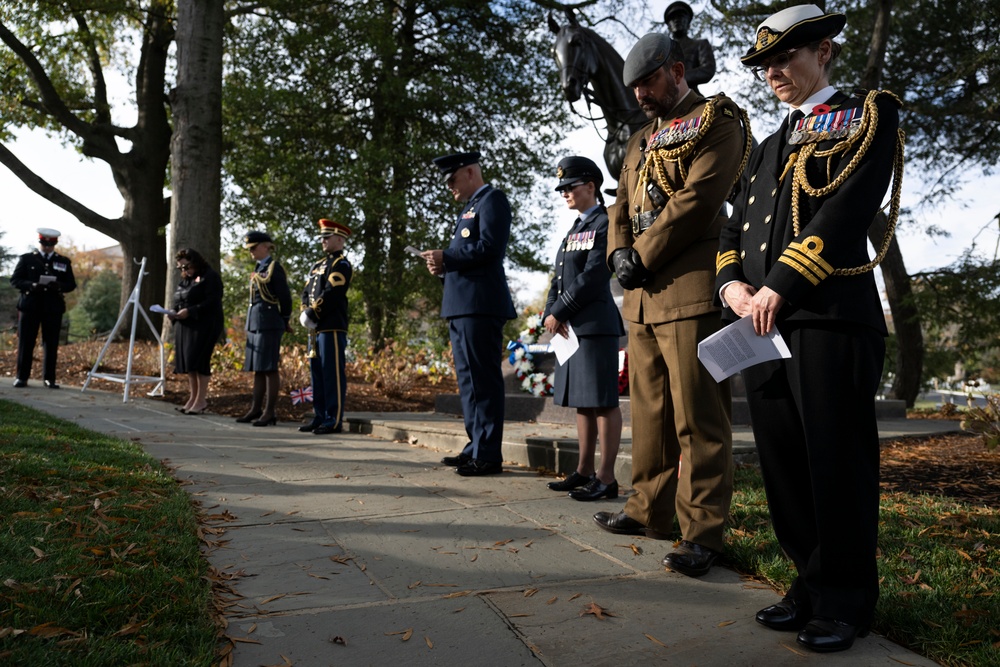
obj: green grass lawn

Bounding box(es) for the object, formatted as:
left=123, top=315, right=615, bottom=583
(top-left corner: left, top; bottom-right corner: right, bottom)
left=727, top=464, right=1000, bottom=667
left=0, top=400, right=218, bottom=666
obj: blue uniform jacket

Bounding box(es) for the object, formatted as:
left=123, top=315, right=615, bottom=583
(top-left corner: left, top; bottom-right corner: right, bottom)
left=440, top=184, right=516, bottom=320
left=246, top=257, right=292, bottom=333
left=543, top=207, right=624, bottom=337
left=10, top=250, right=77, bottom=314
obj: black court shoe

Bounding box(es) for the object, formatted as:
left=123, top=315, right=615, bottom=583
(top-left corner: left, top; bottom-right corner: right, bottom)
left=569, top=478, right=618, bottom=501
left=547, top=471, right=593, bottom=491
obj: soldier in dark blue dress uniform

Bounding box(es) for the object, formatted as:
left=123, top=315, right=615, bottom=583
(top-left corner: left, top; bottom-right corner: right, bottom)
left=237, top=231, right=292, bottom=426
left=716, top=4, right=904, bottom=653
left=299, top=219, right=353, bottom=435
left=9, top=228, right=77, bottom=388
left=422, top=151, right=517, bottom=477
left=542, top=157, right=625, bottom=501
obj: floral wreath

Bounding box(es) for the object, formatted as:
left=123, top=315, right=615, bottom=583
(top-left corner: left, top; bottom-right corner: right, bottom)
left=506, top=312, right=553, bottom=397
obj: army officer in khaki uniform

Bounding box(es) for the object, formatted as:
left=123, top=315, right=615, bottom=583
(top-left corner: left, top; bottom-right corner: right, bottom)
left=593, top=33, right=748, bottom=579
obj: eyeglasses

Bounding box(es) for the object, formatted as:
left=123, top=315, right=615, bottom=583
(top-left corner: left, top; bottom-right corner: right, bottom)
left=750, top=48, right=801, bottom=81
left=177, top=263, right=192, bottom=272
left=559, top=182, right=586, bottom=192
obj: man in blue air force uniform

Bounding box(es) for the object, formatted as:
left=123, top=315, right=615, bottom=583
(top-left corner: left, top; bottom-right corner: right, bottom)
left=10, top=228, right=77, bottom=388
left=422, top=151, right=516, bottom=477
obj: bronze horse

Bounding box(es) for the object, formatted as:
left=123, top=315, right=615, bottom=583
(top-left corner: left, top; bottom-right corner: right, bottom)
left=548, top=11, right=646, bottom=180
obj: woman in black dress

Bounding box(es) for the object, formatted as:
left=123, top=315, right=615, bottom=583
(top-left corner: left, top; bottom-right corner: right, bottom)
left=236, top=231, right=292, bottom=426
left=169, top=248, right=224, bottom=414
left=543, top=156, right=626, bottom=501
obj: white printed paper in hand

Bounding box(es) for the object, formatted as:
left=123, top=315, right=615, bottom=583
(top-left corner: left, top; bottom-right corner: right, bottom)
left=150, top=304, right=177, bottom=316
left=549, top=323, right=579, bottom=365
left=38, top=275, right=56, bottom=285
left=697, top=315, right=791, bottom=382
left=404, top=245, right=425, bottom=257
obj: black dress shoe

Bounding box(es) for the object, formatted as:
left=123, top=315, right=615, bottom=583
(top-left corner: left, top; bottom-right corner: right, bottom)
left=13, top=379, right=27, bottom=388
left=44, top=380, right=60, bottom=389
left=235, top=410, right=263, bottom=423
left=313, top=423, right=342, bottom=435
left=796, top=617, right=869, bottom=653
left=756, top=599, right=810, bottom=631
left=593, top=511, right=669, bottom=539
left=547, top=471, right=593, bottom=491
left=252, top=415, right=278, bottom=427
left=569, top=478, right=618, bottom=501
left=441, top=453, right=472, bottom=467
left=456, top=459, right=503, bottom=476
left=661, top=540, right=719, bottom=577
left=298, top=422, right=320, bottom=432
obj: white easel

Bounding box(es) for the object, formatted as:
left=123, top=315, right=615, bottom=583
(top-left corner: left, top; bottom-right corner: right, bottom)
left=82, top=257, right=166, bottom=402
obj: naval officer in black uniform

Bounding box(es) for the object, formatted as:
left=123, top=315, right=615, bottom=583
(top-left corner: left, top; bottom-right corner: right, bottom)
left=716, top=4, right=903, bottom=653
left=10, top=228, right=77, bottom=388
left=300, top=219, right=353, bottom=435
left=422, top=151, right=516, bottom=476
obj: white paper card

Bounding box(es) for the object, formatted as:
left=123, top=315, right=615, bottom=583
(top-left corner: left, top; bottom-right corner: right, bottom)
left=549, top=323, right=579, bottom=366
left=404, top=245, right=425, bottom=257
left=150, top=304, right=177, bottom=316
left=697, top=315, right=791, bottom=382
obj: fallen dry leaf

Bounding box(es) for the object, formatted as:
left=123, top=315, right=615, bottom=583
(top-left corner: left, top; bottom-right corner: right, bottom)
left=580, top=602, right=615, bottom=620
left=523, top=588, right=538, bottom=597
left=644, top=633, right=668, bottom=648
left=425, top=636, right=433, bottom=648
left=717, top=620, right=736, bottom=627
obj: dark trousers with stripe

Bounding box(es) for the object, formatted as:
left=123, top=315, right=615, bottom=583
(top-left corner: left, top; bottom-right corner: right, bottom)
left=741, top=320, right=885, bottom=627
left=16, top=309, right=63, bottom=383
left=311, top=330, right=347, bottom=429
left=449, top=315, right=506, bottom=463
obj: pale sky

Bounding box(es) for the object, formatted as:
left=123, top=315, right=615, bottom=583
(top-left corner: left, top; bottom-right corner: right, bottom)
left=3, top=0, right=999, bottom=306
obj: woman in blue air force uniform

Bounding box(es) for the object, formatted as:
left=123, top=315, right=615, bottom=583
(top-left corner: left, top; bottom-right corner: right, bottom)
left=543, top=156, right=626, bottom=502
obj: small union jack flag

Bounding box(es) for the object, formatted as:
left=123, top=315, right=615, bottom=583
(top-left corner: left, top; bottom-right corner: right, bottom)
left=290, top=386, right=313, bottom=405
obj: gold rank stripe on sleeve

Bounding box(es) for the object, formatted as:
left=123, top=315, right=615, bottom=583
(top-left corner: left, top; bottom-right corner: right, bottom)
left=776, top=236, right=834, bottom=286
left=716, top=250, right=740, bottom=274
left=328, top=272, right=346, bottom=287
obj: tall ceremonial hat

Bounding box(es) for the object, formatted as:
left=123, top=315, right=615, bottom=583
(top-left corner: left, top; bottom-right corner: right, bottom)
left=432, top=151, right=480, bottom=181
left=317, top=218, right=352, bottom=239
left=555, top=156, right=603, bottom=191
left=741, top=4, right=846, bottom=67
left=37, top=228, right=61, bottom=245
left=243, top=231, right=273, bottom=248
left=664, top=1, right=694, bottom=22
left=622, top=32, right=674, bottom=88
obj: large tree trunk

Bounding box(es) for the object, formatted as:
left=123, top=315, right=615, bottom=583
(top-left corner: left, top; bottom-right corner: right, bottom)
left=860, top=0, right=923, bottom=407
left=167, top=0, right=225, bottom=307
left=869, top=214, right=923, bottom=407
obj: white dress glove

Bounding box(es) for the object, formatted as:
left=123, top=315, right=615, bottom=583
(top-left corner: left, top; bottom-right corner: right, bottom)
left=299, top=311, right=318, bottom=330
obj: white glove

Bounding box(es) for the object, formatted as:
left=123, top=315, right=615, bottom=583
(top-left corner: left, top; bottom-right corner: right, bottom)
left=299, top=311, right=318, bottom=330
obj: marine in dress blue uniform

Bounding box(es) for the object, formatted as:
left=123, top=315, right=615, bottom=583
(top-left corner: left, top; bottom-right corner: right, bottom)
left=300, top=219, right=353, bottom=435
left=237, top=231, right=293, bottom=426
left=716, top=5, right=904, bottom=653
left=9, top=228, right=77, bottom=388
left=423, top=151, right=516, bottom=476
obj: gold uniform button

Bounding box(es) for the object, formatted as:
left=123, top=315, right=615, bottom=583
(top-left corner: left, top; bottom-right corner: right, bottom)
left=764, top=215, right=772, bottom=224
left=740, top=250, right=746, bottom=259
left=760, top=243, right=767, bottom=252
left=771, top=188, right=777, bottom=196
left=748, top=195, right=756, bottom=205
left=742, top=222, right=750, bottom=231
left=751, top=174, right=757, bottom=183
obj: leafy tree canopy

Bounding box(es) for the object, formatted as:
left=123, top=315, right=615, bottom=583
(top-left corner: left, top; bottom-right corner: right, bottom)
left=223, top=1, right=583, bottom=346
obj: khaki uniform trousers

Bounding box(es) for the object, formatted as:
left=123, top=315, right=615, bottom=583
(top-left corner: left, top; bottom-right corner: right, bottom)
left=623, top=313, right=733, bottom=552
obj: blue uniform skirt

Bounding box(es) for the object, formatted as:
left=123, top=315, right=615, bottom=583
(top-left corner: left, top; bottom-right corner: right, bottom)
left=244, top=329, right=283, bottom=372
left=552, top=334, right=620, bottom=408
